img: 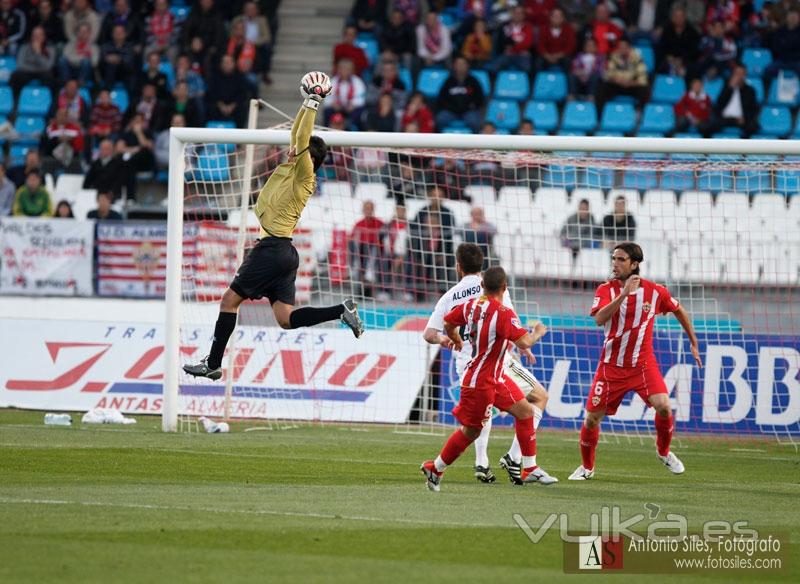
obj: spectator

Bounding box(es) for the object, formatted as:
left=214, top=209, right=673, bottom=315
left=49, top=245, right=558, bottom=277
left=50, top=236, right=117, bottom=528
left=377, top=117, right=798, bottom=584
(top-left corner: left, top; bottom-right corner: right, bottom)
left=234, top=2, right=273, bottom=84
left=524, top=0, right=557, bottom=37
left=116, top=113, right=155, bottom=197
left=561, top=0, right=594, bottom=32
left=602, top=195, right=637, bottom=246
left=658, top=5, right=701, bottom=78
left=60, top=22, right=99, bottom=84
left=89, top=89, right=123, bottom=142
left=146, top=0, right=175, bottom=58
left=180, top=0, right=226, bottom=68
left=29, top=0, right=65, bottom=47
left=471, top=122, right=500, bottom=179
left=334, top=26, right=369, bottom=76
left=225, top=18, right=259, bottom=90
left=381, top=204, right=411, bottom=301
left=596, top=38, right=649, bottom=112
left=560, top=198, right=599, bottom=255
left=100, top=24, right=137, bottom=91
left=87, top=191, right=123, bottom=220
left=765, top=10, right=800, bottom=80
left=370, top=59, right=408, bottom=106
left=354, top=131, right=390, bottom=181
left=350, top=200, right=386, bottom=298
left=83, top=138, right=125, bottom=198
left=138, top=51, right=170, bottom=99
left=174, top=54, right=207, bottom=102
left=365, top=93, right=398, bottom=132
left=461, top=18, right=493, bottom=67
left=401, top=91, right=434, bottom=132
left=168, top=81, right=203, bottom=128
left=380, top=10, right=416, bottom=67
left=491, top=5, right=534, bottom=72
left=99, top=0, right=143, bottom=49
left=625, top=0, right=671, bottom=44
left=435, top=56, right=485, bottom=133
left=588, top=3, right=623, bottom=56
left=460, top=206, right=496, bottom=268
left=7, top=150, right=41, bottom=188
left=0, top=0, right=27, bottom=55
left=350, top=0, right=387, bottom=34
left=416, top=11, right=453, bottom=67
left=41, top=108, right=85, bottom=174
left=58, top=79, right=89, bottom=126
left=391, top=0, right=423, bottom=25
left=537, top=8, right=577, bottom=71
left=408, top=186, right=456, bottom=298
left=54, top=200, right=75, bottom=218
left=135, top=82, right=169, bottom=133
left=13, top=170, right=52, bottom=217
left=326, top=58, right=368, bottom=129
left=0, top=162, right=14, bottom=216
left=517, top=119, right=535, bottom=134
left=698, top=19, right=737, bottom=78
left=156, top=113, right=185, bottom=170
left=388, top=162, right=423, bottom=205
left=705, top=0, right=740, bottom=36
left=206, top=55, right=252, bottom=127
left=9, top=26, right=57, bottom=98
left=64, top=0, right=101, bottom=44
left=706, top=64, right=759, bottom=138
left=569, top=37, right=604, bottom=99
left=684, top=0, right=707, bottom=29
left=674, top=78, right=712, bottom=134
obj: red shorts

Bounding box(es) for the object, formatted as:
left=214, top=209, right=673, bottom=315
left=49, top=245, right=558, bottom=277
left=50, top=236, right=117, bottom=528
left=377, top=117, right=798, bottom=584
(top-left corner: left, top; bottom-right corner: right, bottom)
left=586, top=361, right=668, bottom=416
left=453, top=377, right=525, bottom=429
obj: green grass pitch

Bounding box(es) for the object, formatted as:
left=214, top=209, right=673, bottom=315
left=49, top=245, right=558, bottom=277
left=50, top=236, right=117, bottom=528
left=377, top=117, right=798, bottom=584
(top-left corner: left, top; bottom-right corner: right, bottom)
left=0, top=409, right=797, bottom=583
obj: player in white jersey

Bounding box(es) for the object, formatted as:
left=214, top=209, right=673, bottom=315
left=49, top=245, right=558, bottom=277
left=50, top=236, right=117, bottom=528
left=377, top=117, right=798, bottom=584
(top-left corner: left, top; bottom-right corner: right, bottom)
left=422, top=243, right=549, bottom=485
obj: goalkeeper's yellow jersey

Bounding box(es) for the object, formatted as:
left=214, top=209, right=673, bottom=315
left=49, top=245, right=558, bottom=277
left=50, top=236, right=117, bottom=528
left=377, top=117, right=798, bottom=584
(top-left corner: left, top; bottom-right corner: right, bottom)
left=253, top=106, right=317, bottom=239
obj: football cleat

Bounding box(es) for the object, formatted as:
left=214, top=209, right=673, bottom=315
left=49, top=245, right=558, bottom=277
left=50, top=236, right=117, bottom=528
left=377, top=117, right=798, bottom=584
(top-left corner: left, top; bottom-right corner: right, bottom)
left=420, top=460, right=441, bottom=492
left=657, top=451, right=685, bottom=474
left=521, top=466, right=558, bottom=485
left=183, top=356, right=222, bottom=381
left=474, top=465, right=496, bottom=483
left=568, top=465, right=595, bottom=481
left=341, top=299, right=365, bottom=338
left=499, top=454, right=523, bottom=485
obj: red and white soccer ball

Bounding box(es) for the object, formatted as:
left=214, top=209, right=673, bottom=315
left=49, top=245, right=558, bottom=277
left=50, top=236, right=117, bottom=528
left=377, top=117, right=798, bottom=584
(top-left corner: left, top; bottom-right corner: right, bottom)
left=301, top=71, right=332, bottom=99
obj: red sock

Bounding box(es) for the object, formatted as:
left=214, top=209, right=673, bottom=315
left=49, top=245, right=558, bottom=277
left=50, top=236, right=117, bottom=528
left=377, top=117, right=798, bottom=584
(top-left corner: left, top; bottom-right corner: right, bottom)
left=580, top=425, right=599, bottom=470
left=515, top=416, right=536, bottom=457
left=440, top=429, right=475, bottom=465
left=655, top=413, right=674, bottom=457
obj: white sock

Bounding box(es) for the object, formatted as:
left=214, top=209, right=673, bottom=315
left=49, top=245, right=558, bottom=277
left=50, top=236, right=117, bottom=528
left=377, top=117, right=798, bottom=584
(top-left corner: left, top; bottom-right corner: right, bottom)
left=434, top=455, right=447, bottom=473
left=474, top=416, right=492, bottom=468
left=522, top=455, right=537, bottom=469
left=533, top=405, right=543, bottom=430
left=508, top=434, right=522, bottom=463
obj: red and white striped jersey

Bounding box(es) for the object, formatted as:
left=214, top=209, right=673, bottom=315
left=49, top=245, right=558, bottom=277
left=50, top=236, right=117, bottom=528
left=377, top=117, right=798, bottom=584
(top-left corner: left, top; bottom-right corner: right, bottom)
left=444, top=296, right=528, bottom=389
left=591, top=278, right=680, bottom=368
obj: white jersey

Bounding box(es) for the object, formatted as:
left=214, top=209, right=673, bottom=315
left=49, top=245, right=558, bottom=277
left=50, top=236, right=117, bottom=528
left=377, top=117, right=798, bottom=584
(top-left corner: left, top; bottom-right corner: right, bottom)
left=425, top=274, right=514, bottom=377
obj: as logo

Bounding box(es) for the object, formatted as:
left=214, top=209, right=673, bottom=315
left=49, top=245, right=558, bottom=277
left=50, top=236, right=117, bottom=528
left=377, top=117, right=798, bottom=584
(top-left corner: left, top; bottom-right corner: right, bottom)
left=577, top=536, right=623, bottom=570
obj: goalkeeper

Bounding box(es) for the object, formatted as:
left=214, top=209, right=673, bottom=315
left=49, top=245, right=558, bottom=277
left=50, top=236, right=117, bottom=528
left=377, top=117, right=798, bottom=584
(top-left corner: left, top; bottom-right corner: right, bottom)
left=184, top=72, right=364, bottom=381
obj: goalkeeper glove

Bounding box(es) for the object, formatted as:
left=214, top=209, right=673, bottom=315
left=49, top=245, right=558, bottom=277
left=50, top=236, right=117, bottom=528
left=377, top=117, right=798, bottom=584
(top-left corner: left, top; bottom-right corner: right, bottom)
left=300, top=71, right=332, bottom=111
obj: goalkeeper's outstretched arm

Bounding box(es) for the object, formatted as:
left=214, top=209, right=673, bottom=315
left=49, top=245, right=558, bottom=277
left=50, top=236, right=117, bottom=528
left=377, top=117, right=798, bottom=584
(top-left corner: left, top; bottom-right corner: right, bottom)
left=293, top=72, right=332, bottom=179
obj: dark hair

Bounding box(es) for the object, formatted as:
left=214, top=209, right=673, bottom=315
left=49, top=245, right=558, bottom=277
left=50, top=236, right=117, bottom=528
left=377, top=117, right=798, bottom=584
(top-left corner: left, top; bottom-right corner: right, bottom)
left=55, top=199, right=74, bottom=218
left=579, top=198, right=589, bottom=206
left=308, top=135, right=327, bottom=171
left=482, top=266, right=507, bottom=293
left=613, top=242, right=644, bottom=275
left=456, top=243, right=484, bottom=275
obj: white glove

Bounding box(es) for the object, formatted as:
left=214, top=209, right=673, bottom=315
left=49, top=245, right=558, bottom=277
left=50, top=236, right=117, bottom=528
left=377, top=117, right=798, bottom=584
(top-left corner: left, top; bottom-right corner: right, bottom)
left=300, top=71, right=332, bottom=110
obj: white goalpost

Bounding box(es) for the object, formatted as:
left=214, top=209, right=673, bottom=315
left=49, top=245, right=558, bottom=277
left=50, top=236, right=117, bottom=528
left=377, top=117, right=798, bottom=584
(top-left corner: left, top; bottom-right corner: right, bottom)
left=163, top=112, right=800, bottom=447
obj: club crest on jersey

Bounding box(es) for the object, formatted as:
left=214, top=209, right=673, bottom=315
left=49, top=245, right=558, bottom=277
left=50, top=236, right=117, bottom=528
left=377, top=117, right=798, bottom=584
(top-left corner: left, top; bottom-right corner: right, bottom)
left=642, top=302, right=652, bottom=313
left=511, top=318, right=521, bottom=328
left=591, top=396, right=601, bottom=406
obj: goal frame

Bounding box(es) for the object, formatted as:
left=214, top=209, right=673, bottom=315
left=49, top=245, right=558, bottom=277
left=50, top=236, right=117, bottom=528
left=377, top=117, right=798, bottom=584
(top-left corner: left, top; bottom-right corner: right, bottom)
left=163, top=126, right=800, bottom=432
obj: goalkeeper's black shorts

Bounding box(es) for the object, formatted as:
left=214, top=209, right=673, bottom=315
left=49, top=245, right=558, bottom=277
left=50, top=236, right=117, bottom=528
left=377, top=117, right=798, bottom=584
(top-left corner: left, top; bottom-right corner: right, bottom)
left=230, top=236, right=299, bottom=305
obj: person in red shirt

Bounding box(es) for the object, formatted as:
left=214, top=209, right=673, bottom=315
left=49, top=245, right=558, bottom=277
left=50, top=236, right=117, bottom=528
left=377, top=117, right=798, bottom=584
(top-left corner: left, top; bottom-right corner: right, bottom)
left=524, top=0, right=556, bottom=36
left=536, top=8, right=577, bottom=71
left=674, top=78, right=712, bottom=134
left=333, top=25, right=369, bottom=76
left=43, top=108, right=85, bottom=172
left=589, top=3, right=622, bottom=55
left=400, top=92, right=434, bottom=132
left=420, top=267, right=558, bottom=491
left=491, top=5, right=535, bottom=72
left=350, top=200, right=385, bottom=297
left=569, top=242, right=702, bottom=481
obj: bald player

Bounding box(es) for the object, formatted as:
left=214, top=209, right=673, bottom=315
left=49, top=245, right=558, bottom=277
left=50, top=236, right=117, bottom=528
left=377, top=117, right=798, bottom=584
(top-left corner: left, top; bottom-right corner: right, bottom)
left=184, top=72, right=364, bottom=380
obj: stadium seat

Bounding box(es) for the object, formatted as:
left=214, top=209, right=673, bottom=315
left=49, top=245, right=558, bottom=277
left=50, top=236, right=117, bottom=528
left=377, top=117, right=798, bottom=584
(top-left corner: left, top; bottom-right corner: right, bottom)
left=704, top=77, right=724, bottom=101
left=442, top=125, right=472, bottom=134
left=417, top=68, right=448, bottom=98
left=79, top=87, right=92, bottom=106
left=735, top=170, right=772, bottom=192
left=622, top=169, right=658, bottom=190
left=109, top=87, right=129, bottom=112
left=561, top=101, right=597, bottom=133
left=711, top=192, right=750, bottom=242
left=659, top=171, right=695, bottom=191
left=767, top=73, right=800, bottom=107
left=494, top=70, right=529, bottom=100
left=196, top=145, right=230, bottom=181
left=523, top=100, right=557, bottom=132
left=0, top=86, right=12, bottom=116
left=542, top=165, right=578, bottom=190
left=464, top=185, right=496, bottom=209
left=758, top=106, right=792, bottom=136
left=638, top=45, right=655, bottom=73
left=775, top=170, right=800, bottom=195
left=355, top=35, right=379, bottom=65
left=485, top=99, right=521, bottom=130
left=651, top=75, right=686, bottom=104
left=13, top=115, right=46, bottom=141
left=398, top=67, right=413, bottom=92
left=697, top=170, right=734, bottom=192
left=600, top=102, right=636, bottom=133
left=742, top=48, right=773, bottom=77
left=532, top=71, right=567, bottom=102
left=17, top=85, right=52, bottom=116
left=679, top=190, right=714, bottom=222
left=751, top=193, right=788, bottom=240
left=471, top=70, right=491, bottom=97
left=354, top=182, right=388, bottom=202
left=0, top=56, right=15, bottom=84
left=8, top=143, right=29, bottom=167
left=574, top=248, right=610, bottom=280
left=170, top=5, right=190, bottom=22
left=582, top=168, right=615, bottom=189
left=639, top=104, right=675, bottom=133
left=747, top=77, right=765, bottom=103
left=639, top=189, right=674, bottom=236
left=319, top=180, right=352, bottom=199
left=206, top=120, right=236, bottom=129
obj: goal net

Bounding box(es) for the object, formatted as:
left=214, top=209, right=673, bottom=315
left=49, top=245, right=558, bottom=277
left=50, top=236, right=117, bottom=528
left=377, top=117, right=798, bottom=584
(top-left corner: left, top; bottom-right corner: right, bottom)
left=164, top=111, right=799, bottom=447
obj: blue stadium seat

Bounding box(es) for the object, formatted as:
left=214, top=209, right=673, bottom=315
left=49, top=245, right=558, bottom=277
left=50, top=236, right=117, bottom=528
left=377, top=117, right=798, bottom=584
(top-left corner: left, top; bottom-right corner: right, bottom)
left=759, top=106, right=792, bottom=136
left=471, top=70, right=491, bottom=97
left=170, top=6, right=190, bottom=22
left=750, top=133, right=780, bottom=139
left=600, top=102, right=636, bottom=133
left=792, top=115, right=800, bottom=137
left=639, top=104, right=675, bottom=133
left=623, top=170, right=658, bottom=190
left=775, top=170, right=800, bottom=195
left=523, top=100, right=558, bottom=132
left=697, top=170, right=734, bottom=192
left=673, top=132, right=701, bottom=138
left=0, top=56, right=15, bottom=84
left=79, top=87, right=92, bottom=106
left=767, top=73, right=800, bottom=107
left=704, top=77, right=724, bottom=101
left=582, top=167, right=615, bottom=188
left=637, top=45, right=655, bottom=73
left=532, top=71, right=567, bottom=102
left=543, top=165, right=578, bottom=189
left=109, top=87, right=129, bottom=112
left=8, top=143, right=30, bottom=167
left=17, top=85, right=52, bottom=116
left=417, top=68, right=448, bottom=98
left=197, top=145, right=231, bottom=181
left=206, top=120, right=236, bottom=129
left=0, top=86, right=12, bottom=116
left=442, top=126, right=473, bottom=134
left=561, top=100, right=597, bottom=132
left=159, top=61, right=175, bottom=88
left=735, top=170, right=772, bottom=192
left=741, top=48, right=773, bottom=77
left=651, top=75, right=686, bottom=104
left=712, top=127, right=742, bottom=139
left=494, top=70, right=529, bottom=100
left=355, top=35, right=380, bottom=65
left=398, top=67, right=413, bottom=92
left=747, top=77, right=765, bottom=103
left=485, top=99, right=521, bottom=130
left=659, top=171, right=695, bottom=190
left=14, top=115, right=46, bottom=142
